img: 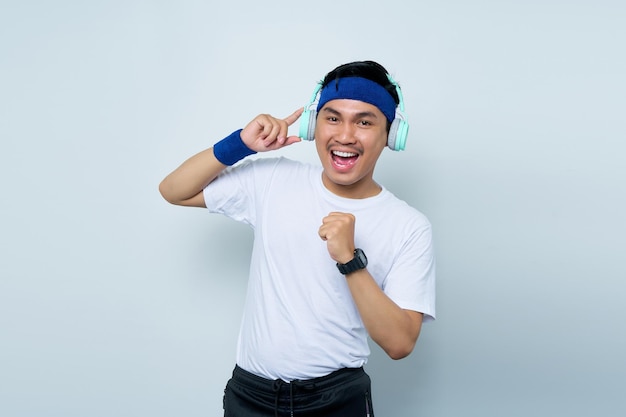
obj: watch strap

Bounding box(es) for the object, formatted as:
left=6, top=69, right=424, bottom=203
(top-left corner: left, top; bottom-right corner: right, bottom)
left=336, top=248, right=368, bottom=275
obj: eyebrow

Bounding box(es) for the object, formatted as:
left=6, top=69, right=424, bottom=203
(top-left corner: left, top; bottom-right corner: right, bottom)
left=321, top=106, right=380, bottom=120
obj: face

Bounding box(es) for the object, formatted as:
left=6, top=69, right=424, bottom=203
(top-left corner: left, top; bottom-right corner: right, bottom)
left=314, top=99, right=389, bottom=199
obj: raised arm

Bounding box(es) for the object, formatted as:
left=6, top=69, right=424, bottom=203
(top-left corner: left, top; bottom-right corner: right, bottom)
left=158, top=147, right=226, bottom=207
left=319, top=212, right=423, bottom=359
left=158, top=108, right=303, bottom=208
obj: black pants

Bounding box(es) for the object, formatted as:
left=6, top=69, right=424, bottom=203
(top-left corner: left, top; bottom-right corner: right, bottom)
left=223, top=365, right=375, bottom=417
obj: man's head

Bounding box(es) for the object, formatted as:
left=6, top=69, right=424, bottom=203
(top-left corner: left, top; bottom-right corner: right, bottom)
left=299, top=61, right=408, bottom=151
left=317, top=61, right=400, bottom=132
left=310, top=60, right=405, bottom=198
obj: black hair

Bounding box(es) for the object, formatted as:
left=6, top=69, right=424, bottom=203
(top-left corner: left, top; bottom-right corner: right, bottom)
left=320, top=60, right=400, bottom=106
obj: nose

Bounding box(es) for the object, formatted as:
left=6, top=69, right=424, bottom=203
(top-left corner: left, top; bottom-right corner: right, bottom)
left=335, top=123, right=357, bottom=144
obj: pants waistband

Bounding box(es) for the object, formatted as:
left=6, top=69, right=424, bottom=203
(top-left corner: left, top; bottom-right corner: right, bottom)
left=232, top=365, right=365, bottom=394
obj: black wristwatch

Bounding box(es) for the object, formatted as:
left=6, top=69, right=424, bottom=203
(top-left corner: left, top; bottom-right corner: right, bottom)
left=336, top=248, right=368, bottom=275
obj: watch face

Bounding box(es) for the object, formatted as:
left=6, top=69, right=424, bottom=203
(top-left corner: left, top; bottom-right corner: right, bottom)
left=355, top=249, right=368, bottom=266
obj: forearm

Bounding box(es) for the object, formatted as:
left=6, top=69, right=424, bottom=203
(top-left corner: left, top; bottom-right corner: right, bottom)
left=346, top=270, right=422, bottom=359
left=159, top=147, right=226, bottom=206
left=159, top=110, right=303, bottom=207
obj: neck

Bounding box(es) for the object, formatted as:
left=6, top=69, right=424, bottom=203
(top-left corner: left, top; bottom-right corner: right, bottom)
left=321, top=173, right=382, bottom=199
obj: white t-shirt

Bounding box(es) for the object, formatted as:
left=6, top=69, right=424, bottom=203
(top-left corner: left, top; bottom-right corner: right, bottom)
left=203, top=157, right=435, bottom=381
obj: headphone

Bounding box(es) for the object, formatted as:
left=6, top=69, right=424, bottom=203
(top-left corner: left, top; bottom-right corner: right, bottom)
left=298, top=74, right=409, bottom=151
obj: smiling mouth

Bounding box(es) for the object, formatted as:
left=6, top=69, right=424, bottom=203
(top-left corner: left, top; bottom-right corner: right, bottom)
left=331, top=150, right=359, bottom=170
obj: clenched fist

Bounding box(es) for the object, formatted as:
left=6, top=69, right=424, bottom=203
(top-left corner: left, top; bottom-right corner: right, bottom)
left=318, top=212, right=356, bottom=264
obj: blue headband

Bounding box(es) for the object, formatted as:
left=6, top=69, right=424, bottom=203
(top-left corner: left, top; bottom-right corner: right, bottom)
left=316, top=76, right=397, bottom=123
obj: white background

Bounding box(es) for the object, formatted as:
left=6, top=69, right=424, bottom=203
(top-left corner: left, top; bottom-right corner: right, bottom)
left=1, top=1, right=625, bottom=416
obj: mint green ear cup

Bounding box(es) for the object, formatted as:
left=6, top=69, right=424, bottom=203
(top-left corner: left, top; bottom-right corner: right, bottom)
left=386, top=74, right=409, bottom=151
left=387, top=111, right=409, bottom=151
left=299, top=83, right=322, bottom=141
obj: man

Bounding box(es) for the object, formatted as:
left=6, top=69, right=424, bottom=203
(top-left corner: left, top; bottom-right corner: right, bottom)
left=159, top=61, right=435, bottom=417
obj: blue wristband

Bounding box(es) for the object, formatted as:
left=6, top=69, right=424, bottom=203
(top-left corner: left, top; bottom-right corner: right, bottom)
left=213, top=129, right=257, bottom=166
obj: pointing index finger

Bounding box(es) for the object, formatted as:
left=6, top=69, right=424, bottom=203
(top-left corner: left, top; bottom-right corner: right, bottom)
left=283, top=107, right=304, bottom=126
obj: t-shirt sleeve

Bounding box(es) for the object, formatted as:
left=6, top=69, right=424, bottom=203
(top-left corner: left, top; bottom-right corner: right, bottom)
left=383, top=217, right=436, bottom=322
left=202, top=158, right=280, bottom=227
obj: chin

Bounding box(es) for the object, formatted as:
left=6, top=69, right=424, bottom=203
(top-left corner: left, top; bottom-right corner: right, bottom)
left=324, top=169, right=361, bottom=187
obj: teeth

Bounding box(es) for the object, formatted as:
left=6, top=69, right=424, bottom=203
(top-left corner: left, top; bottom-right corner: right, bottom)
left=332, top=150, right=357, bottom=158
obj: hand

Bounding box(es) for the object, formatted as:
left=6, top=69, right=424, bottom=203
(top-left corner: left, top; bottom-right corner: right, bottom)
left=240, top=108, right=304, bottom=152
left=318, top=212, right=356, bottom=264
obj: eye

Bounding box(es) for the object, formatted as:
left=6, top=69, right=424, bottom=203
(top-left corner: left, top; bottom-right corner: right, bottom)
left=358, top=120, right=372, bottom=126
left=327, top=116, right=339, bottom=123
